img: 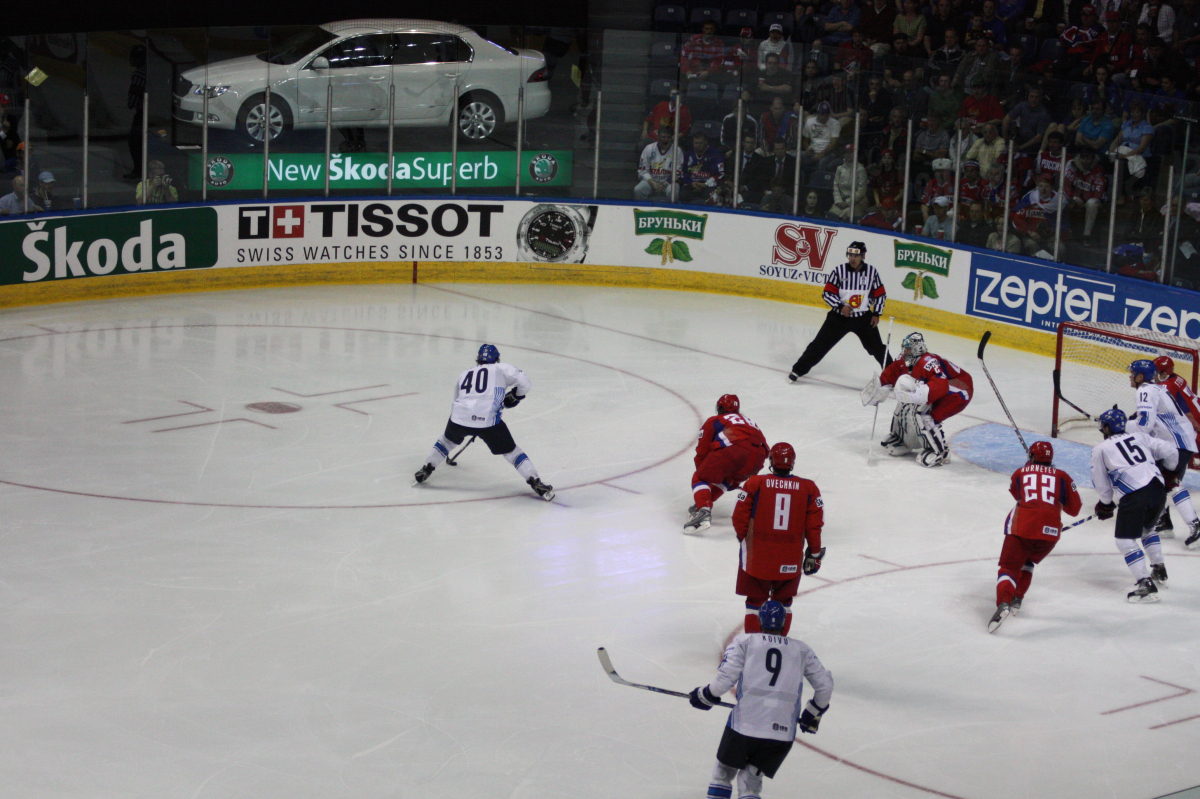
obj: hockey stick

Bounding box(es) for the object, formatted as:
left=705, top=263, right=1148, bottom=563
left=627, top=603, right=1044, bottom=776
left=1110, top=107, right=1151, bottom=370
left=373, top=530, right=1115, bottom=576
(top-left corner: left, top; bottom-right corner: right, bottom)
left=596, top=647, right=734, bottom=708
left=1052, top=369, right=1094, bottom=420
left=1062, top=515, right=1094, bottom=531
left=977, top=331, right=1030, bottom=456
left=446, top=436, right=476, bottom=466
left=866, top=317, right=896, bottom=465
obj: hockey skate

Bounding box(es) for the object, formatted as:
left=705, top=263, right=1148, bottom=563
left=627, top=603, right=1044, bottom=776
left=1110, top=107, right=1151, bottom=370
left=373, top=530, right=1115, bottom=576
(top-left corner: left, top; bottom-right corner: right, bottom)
left=788, top=371, right=800, bottom=383
left=1009, top=596, right=1023, bottom=615
left=527, top=477, right=555, bottom=501
left=1151, top=563, right=1169, bottom=588
left=1127, top=578, right=1161, bottom=603
left=918, top=447, right=949, bottom=467
left=413, top=463, right=435, bottom=486
left=683, top=507, right=712, bottom=534
left=881, top=433, right=910, bottom=456
left=1186, top=520, right=1200, bottom=550
left=1155, top=509, right=1175, bottom=539
left=987, top=603, right=1011, bottom=633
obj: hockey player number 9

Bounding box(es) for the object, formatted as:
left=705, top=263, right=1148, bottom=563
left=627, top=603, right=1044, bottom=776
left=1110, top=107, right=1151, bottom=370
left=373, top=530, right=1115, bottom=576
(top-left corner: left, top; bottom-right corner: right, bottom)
left=1021, top=473, right=1056, bottom=504
left=774, top=494, right=792, bottom=530
left=765, top=648, right=782, bottom=686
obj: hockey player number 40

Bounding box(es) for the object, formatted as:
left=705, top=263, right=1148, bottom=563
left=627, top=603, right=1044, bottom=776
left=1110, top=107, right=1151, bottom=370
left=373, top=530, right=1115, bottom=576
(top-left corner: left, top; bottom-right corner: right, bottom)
left=460, top=369, right=490, bottom=394
left=1021, top=473, right=1057, bottom=504
left=774, top=494, right=792, bottom=530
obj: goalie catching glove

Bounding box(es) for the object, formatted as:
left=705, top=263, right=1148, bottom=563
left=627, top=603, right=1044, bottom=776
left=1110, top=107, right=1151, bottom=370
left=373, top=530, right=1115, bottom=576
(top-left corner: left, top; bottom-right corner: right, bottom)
left=798, top=700, right=828, bottom=734
left=860, top=373, right=893, bottom=407
left=503, top=391, right=525, bottom=408
left=1095, top=500, right=1115, bottom=520
left=689, top=686, right=721, bottom=710
left=802, top=546, right=826, bottom=576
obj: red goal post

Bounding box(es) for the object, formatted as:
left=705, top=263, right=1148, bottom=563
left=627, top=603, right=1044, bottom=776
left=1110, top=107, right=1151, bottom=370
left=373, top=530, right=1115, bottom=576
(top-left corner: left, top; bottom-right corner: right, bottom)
left=1053, top=321, right=1200, bottom=438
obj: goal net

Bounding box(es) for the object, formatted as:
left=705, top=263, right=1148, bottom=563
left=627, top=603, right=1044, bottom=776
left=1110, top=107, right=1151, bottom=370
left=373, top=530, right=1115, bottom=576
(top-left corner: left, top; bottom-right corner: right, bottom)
left=1053, top=321, right=1200, bottom=437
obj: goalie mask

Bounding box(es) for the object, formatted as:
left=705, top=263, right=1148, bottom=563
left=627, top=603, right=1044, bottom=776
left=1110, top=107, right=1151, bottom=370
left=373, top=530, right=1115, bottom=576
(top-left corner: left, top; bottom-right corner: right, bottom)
left=716, top=394, right=741, bottom=415
left=1029, top=440, right=1054, bottom=464
left=901, top=332, right=928, bottom=368
left=1153, top=355, right=1175, bottom=378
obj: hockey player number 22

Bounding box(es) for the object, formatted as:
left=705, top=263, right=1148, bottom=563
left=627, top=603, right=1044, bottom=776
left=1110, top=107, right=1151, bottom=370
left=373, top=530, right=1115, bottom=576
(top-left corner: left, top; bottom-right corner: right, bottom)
left=1021, top=473, right=1056, bottom=504
left=774, top=495, right=792, bottom=530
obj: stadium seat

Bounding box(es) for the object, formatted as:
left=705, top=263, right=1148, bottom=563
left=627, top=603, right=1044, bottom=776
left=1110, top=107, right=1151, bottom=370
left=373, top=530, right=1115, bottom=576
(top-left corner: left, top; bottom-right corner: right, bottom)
left=1038, top=39, right=1064, bottom=63
left=725, top=9, right=758, bottom=35
left=762, top=12, right=795, bottom=36
left=654, top=5, right=687, bottom=32
left=1014, top=34, right=1038, bottom=65
left=690, top=7, right=722, bottom=28
left=694, top=118, right=723, bottom=142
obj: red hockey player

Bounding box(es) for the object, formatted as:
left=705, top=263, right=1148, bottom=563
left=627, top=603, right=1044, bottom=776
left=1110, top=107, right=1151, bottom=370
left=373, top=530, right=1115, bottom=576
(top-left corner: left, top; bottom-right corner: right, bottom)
left=864, top=332, right=974, bottom=467
left=731, top=442, right=824, bottom=635
left=685, top=394, right=769, bottom=533
left=989, top=441, right=1082, bottom=632
left=1154, top=355, right=1200, bottom=548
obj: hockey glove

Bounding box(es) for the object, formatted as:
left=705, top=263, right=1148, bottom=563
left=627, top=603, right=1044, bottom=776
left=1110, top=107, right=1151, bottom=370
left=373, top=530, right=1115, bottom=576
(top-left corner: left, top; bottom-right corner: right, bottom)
left=1095, top=500, right=1116, bottom=520
left=689, top=686, right=720, bottom=710
left=802, top=546, right=826, bottom=576
left=1159, top=462, right=1182, bottom=491
left=503, top=392, right=525, bottom=408
left=798, top=700, right=828, bottom=734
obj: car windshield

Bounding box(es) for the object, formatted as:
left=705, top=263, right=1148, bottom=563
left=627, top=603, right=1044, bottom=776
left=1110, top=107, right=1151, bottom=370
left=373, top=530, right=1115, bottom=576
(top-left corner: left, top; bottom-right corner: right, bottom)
left=260, top=28, right=338, bottom=64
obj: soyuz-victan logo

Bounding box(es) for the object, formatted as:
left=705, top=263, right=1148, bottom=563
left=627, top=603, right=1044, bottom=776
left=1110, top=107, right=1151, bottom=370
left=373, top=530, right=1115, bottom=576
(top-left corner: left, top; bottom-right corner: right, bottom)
left=771, top=224, right=837, bottom=270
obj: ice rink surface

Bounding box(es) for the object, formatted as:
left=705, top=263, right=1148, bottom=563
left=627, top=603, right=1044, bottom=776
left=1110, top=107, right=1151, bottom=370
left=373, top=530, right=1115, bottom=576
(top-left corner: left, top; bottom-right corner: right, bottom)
left=1, top=282, right=1198, bottom=799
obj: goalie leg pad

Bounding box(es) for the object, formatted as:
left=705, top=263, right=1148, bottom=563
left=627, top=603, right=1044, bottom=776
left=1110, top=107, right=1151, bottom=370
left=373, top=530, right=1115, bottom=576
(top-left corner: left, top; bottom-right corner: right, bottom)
left=884, top=405, right=916, bottom=455
left=918, top=415, right=949, bottom=467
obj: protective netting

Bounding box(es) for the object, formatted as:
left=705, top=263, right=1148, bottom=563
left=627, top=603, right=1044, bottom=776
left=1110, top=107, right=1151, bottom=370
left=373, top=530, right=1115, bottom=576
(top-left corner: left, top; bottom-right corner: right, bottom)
left=1055, top=322, right=1199, bottom=433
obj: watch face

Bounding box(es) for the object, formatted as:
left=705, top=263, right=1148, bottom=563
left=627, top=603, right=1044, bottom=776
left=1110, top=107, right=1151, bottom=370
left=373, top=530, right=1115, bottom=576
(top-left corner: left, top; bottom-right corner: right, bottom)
left=526, top=209, right=577, bottom=259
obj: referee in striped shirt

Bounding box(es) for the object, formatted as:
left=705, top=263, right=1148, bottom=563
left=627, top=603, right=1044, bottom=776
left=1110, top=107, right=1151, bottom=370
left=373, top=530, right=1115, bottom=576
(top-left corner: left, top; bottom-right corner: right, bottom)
left=788, top=241, right=892, bottom=381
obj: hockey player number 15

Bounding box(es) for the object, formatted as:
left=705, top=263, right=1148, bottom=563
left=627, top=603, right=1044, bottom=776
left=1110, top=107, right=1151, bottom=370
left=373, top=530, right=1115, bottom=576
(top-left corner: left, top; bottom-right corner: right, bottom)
left=774, top=494, right=792, bottom=530
left=460, top=369, right=490, bottom=394
left=1114, top=438, right=1147, bottom=465
left=1022, top=473, right=1056, bottom=504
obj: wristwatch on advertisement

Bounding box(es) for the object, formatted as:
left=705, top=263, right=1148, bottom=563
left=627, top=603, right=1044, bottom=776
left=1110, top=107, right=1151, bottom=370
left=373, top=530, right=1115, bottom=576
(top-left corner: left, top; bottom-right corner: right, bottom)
left=516, top=204, right=598, bottom=264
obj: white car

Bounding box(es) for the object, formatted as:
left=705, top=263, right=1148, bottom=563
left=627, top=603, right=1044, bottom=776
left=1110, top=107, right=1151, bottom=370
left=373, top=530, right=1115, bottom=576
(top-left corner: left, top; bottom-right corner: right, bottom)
left=173, top=20, right=551, bottom=143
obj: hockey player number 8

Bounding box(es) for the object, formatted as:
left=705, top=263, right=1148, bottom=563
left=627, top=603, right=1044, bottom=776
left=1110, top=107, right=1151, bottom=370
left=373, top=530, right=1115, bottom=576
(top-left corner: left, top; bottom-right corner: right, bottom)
left=1021, top=473, right=1056, bottom=504
left=774, top=494, right=792, bottom=530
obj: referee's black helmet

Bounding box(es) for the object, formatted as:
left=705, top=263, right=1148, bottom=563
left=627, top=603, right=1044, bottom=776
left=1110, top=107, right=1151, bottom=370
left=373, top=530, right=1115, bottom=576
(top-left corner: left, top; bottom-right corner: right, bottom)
left=846, top=241, right=866, bottom=256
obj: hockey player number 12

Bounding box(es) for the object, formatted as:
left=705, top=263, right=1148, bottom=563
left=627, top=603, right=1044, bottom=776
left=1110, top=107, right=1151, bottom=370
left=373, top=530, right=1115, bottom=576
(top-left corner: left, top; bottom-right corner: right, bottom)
left=1022, top=473, right=1056, bottom=504
left=774, top=494, right=792, bottom=530
left=460, top=369, right=490, bottom=394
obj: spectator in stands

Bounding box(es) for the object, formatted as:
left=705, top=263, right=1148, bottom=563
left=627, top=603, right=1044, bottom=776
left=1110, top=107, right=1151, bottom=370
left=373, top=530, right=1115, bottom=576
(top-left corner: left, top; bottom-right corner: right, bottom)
left=641, top=95, right=691, bottom=142
left=760, top=177, right=794, bottom=213
left=1151, top=74, right=1188, bottom=120
left=1117, top=245, right=1163, bottom=282
left=753, top=138, right=799, bottom=190
left=978, top=0, right=1008, bottom=45
left=679, top=131, right=726, bottom=204
left=137, top=160, right=178, bottom=205
left=954, top=34, right=1002, bottom=90
left=1065, top=150, right=1108, bottom=244
left=862, top=74, right=893, bottom=144
left=882, top=107, right=910, bottom=157
left=921, top=158, right=956, bottom=220
left=800, top=189, right=825, bottom=219
left=729, top=131, right=763, bottom=202
left=1012, top=173, right=1064, bottom=255
left=998, top=45, right=1028, bottom=105
left=894, top=0, right=927, bottom=48
left=818, top=72, right=856, bottom=122
left=925, top=0, right=963, bottom=56
left=721, top=95, right=757, bottom=151
left=1110, top=24, right=1154, bottom=85
left=1076, top=99, right=1117, bottom=153
left=797, top=61, right=824, bottom=111
left=928, top=74, right=963, bottom=124
left=722, top=29, right=758, bottom=87
left=860, top=196, right=902, bottom=230
left=1120, top=187, right=1165, bottom=249
left=988, top=213, right=1024, bottom=253
left=1110, top=100, right=1156, bottom=193
left=959, top=159, right=987, bottom=209
left=1030, top=0, right=1070, bottom=41
left=870, top=148, right=904, bottom=206
left=922, top=195, right=955, bottom=239
left=760, top=97, right=790, bottom=150
left=965, top=122, right=1007, bottom=177
left=820, top=0, right=862, bottom=50
left=1141, top=1, right=1177, bottom=44
left=800, top=101, right=843, bottom=176
left=959, top=78, right=1004, bottom=136
left=829, top=142, right=868, bottom=219
left=959, top=201, right=992, bottom=246
left=755, top=53, right=796, bottom=106
left=1083, top=65, right=1124, bottom=116
left=0, top=175, right=42, bottom=215
left=0, top=113, right=20, bottom=174
left=913, top=114, right=952, bottom=173
left=997, top=0, right=1027, bottom=24
left=930, top=28, right=967, bottom=84
left=1030, top=131, right=1068, bottom=188
left=681, top=21, right=727, bottom=83
left=860, top=0, right=897, bottom=56
left=891, top=69, right=929, bottom=118
left=1059, top=4, right=1106, bottom=78
left=1047, top=100, right=1088, bottom=145
left=634, top=126, right=680, bottom=201
left=34, top=170, right=54, bottom=211
left=883, top=34, right=924, bottom=91
left=1144, top=36, right=1193, bottom=89
left=758, top=23, right=795, bottom=71
left=1175, top=0, right=1200, bottom=57
left=838, top=28, right=875, bottom=73
left=1004, top=87, right=1052, bottom=154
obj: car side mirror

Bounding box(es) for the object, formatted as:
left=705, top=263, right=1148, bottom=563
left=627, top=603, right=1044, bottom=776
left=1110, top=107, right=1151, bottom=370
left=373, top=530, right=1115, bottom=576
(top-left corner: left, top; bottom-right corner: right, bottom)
left=310, top=56, right=330, bottom=70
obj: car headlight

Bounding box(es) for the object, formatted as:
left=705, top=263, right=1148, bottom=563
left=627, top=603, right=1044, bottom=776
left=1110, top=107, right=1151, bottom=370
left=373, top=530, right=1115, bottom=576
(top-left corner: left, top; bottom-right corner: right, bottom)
left=193, top=85, right=230, bottom=98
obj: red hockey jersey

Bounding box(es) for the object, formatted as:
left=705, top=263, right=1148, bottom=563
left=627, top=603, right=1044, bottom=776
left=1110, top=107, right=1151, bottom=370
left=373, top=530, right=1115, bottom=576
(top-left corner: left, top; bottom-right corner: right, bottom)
left=880, top=353, right=974, bottom=406
left=1006, top=463, right=1082, bottom=541
left=1160, top=374, right=1200, bottom=449
left=733, top=473, right=823, bottom=580
left=695, top=413, right=769, bottom=467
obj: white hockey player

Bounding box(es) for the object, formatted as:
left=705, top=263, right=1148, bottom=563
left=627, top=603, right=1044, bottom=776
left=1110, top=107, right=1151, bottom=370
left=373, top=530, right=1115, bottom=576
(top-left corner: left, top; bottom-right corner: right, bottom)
left=414, top=344, right=554, bottom=500
left=688, top=601, right=834, bottom=799
left=1129, top=358, right=1200, bottom=541
left=1091, top=408, right=1179, bottom=602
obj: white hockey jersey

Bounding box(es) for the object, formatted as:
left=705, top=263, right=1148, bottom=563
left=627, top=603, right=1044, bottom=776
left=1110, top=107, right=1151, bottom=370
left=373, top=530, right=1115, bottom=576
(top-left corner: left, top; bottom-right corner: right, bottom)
left=637, top=141, right=680, bottom=184
left=706, top=632, right=834, bottom=743
left=1135, top=383, right=1199, bottom=453
left=1090, top=431, right=1179, bottom=504
left=448, top=362, right=532, bottom=429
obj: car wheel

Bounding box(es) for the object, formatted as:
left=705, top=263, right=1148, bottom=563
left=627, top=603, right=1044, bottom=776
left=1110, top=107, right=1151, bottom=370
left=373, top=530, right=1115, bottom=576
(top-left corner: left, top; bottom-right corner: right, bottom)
left=237, top=93, right=292, bottom=144
left=457, top=94, right=501, bottom=140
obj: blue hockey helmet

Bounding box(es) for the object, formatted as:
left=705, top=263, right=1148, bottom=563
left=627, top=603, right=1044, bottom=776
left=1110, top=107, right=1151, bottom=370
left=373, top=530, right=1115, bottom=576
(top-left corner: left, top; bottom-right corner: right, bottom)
left=758, top=600, right=787, bottom=633
left=477, top=344, right=500, bottom=364
left=1130, top=359, right=1156, bottom=384
left=1099, top=407, right=1127, bottom=435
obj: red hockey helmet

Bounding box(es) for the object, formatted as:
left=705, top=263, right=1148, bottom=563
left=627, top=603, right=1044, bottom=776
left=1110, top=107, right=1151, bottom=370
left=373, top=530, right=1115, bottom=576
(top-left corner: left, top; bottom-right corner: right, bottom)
left=716, top=394, right=741, bottom=414
left=1029, top=441, right=1054, bottom=464
left=769, top=442, right=796, bottom=472
left=1154, top=356, right=1175, bottom=377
